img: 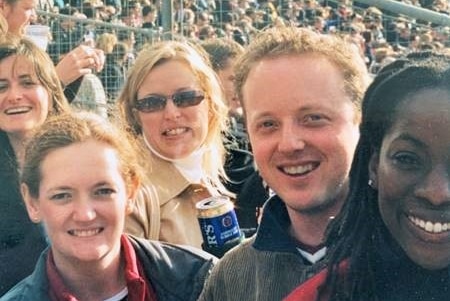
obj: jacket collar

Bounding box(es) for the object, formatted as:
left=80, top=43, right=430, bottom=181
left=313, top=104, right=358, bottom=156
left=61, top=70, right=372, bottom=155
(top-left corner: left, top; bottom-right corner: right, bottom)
left=253, top=195, right=299, bottom=253
left=146, top=154, right=190, bottom=206
left=46, top=235, right=157, bottom=301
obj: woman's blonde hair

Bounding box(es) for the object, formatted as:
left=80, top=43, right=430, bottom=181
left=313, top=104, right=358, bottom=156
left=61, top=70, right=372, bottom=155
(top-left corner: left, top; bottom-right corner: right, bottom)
left=0, top=14, right=7, bottom=35
left=117, top=40, right=231, bottom=196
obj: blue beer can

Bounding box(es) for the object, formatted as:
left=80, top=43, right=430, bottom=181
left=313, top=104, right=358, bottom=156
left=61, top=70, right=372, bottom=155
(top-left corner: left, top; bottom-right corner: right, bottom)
left=196, top=196, right=242, bottom=248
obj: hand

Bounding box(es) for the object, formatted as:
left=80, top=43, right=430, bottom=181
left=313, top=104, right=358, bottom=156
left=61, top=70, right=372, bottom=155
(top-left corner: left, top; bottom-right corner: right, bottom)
left=55, top=45, right=105, bottom=86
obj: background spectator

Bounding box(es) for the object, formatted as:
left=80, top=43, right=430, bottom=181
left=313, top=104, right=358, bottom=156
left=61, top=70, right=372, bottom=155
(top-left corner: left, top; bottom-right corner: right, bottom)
left=0, top=37, right=69, bottom=296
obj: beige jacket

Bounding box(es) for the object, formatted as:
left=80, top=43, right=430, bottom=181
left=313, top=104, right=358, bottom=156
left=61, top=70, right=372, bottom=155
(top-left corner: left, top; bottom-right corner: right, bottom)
left=125, top=154, right=211, bottom=249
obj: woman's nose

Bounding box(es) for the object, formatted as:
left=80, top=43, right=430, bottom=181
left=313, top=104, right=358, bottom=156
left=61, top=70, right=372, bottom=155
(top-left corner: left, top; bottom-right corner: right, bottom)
left=5, top=84, right=23, bottom=103
left=72, top=198, right=97, bottom=222
left=162, top=98, right=182, bottom=119
left=415, top=165, right=450, bottom=206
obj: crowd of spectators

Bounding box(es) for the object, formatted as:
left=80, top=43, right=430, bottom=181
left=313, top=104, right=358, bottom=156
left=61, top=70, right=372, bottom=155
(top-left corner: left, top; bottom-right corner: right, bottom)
left=1, top=1, right=449, bottom=298
left=33, top=0, right=450, bottom=107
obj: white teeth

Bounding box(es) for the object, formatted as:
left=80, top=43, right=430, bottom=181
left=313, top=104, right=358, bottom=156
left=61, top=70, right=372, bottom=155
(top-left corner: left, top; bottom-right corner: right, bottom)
left=283, top=163, right=315, bottom=175
left=5, top=106, right=31, bottom=114
left=419, top=220, right=425, bottom=228
left=69, top=228, right=101, bottom=237
left=408, top=216, right=450, bottom=234
left=164, top=127, right=187, bottom=136
left=425, top=221, right=433, bottom=232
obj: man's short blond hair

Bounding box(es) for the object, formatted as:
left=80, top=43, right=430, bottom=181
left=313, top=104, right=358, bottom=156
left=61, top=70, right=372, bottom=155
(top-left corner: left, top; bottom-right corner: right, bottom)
left=235, top=26, right=371, bottom=115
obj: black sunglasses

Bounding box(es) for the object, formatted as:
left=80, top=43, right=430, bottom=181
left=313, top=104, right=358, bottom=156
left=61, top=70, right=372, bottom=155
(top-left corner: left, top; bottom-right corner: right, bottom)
left=0, top=46, right=17, bottom=60
left=134, top=90, right=205, bottom=113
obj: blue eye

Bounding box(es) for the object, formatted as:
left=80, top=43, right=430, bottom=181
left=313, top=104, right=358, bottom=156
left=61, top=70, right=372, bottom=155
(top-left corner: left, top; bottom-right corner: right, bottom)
left=302, top=114, right=329, bottom=126
left=261, top=120, right=276, bottom=128
left=255, top=120, right=278, bottom=134
left=0, top=82, right=8, bottom=91
left=95, top=188, right=116, bottom=197
left=50, top=192, right=71, bottom=201
left=306, top=114, right=323, bottom=121
left=21, top=80, right=37, bottom=87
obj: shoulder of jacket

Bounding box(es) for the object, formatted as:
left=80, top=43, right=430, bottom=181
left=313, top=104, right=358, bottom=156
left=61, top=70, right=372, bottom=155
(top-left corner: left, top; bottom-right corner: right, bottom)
left=128, top=236, right=217, bottom=298
left=129, top=235, right=217, bottom=264
left=0, top=275, right=48, bottom=301
left=216, top=236, right=256, bottom=263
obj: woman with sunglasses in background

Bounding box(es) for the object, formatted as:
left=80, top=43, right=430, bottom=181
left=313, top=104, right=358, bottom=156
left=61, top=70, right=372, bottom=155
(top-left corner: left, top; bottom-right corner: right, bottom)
left=0, top=112, right=216, bottom=301
left=118, top=40, right=232, bottom=252
left=0, top=36, right=70, bottom=295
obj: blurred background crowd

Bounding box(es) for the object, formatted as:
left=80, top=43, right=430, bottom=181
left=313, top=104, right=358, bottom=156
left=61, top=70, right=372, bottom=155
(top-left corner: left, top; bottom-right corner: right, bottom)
left=31, top=0, right=450, bottom=110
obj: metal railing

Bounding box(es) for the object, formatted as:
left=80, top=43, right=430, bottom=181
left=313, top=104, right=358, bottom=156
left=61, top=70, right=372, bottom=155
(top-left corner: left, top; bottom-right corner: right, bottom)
left=32, top=0, right=449, bottom=116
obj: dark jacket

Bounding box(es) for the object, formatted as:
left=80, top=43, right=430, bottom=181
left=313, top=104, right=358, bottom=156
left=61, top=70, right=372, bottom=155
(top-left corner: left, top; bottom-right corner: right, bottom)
left=0, top=132, right=48, bottom=296
left=235, top=171, right=268, bottom=231
left=223, top=114, right=254, bottom=196
left=0, top=235, right=217, bottom=301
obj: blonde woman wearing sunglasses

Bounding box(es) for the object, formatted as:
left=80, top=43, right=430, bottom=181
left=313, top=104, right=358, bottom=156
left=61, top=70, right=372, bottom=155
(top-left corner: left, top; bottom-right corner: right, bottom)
left=118, top=40, right=232, bottom=252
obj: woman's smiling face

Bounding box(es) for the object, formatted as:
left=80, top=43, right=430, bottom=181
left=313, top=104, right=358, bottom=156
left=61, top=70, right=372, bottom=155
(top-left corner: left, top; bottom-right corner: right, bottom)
left=136, top=59, right=209, bottom=159
left=370, top=88, right=450, bottom=270
left=0, top=54, right=50, bottom=138
left=23, top=140, right=130, bottom=265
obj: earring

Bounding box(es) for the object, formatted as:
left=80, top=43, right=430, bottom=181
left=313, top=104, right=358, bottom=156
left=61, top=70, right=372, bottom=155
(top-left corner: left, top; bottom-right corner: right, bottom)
left=368, top=179, right=375, bottom=189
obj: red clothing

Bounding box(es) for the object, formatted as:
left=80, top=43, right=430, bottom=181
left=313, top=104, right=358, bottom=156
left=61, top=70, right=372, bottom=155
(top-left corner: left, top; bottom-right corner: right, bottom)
left=283, top=267, right=328, bottom=301
left=47, top=235, right=157, bottom=301
left=283, top=260, right=349, bottom=301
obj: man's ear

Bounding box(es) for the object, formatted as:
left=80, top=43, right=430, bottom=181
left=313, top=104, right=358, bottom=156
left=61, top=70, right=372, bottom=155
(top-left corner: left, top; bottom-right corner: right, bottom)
left=21, top=184, right=42, bottom=223
left=368, top=152, right=379, bottom=190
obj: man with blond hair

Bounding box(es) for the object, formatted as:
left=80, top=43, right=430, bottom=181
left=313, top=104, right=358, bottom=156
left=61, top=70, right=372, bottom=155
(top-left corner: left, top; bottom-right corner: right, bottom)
left=199, top=26, right=370, bottom=301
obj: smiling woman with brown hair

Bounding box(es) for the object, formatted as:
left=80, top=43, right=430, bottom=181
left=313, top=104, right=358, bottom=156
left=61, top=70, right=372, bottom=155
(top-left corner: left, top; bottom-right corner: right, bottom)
left=0, top=112, right=216, bottom=301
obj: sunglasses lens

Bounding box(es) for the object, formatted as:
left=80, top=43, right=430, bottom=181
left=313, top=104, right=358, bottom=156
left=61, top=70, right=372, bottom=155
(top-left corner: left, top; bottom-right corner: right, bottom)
left=0, top=46, right=17, bottom=60
left=135, top=91, right=204, bottom=112
left=135, top=96, right=165, bottom=112
left=174, top=91, right=205, bottom=107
